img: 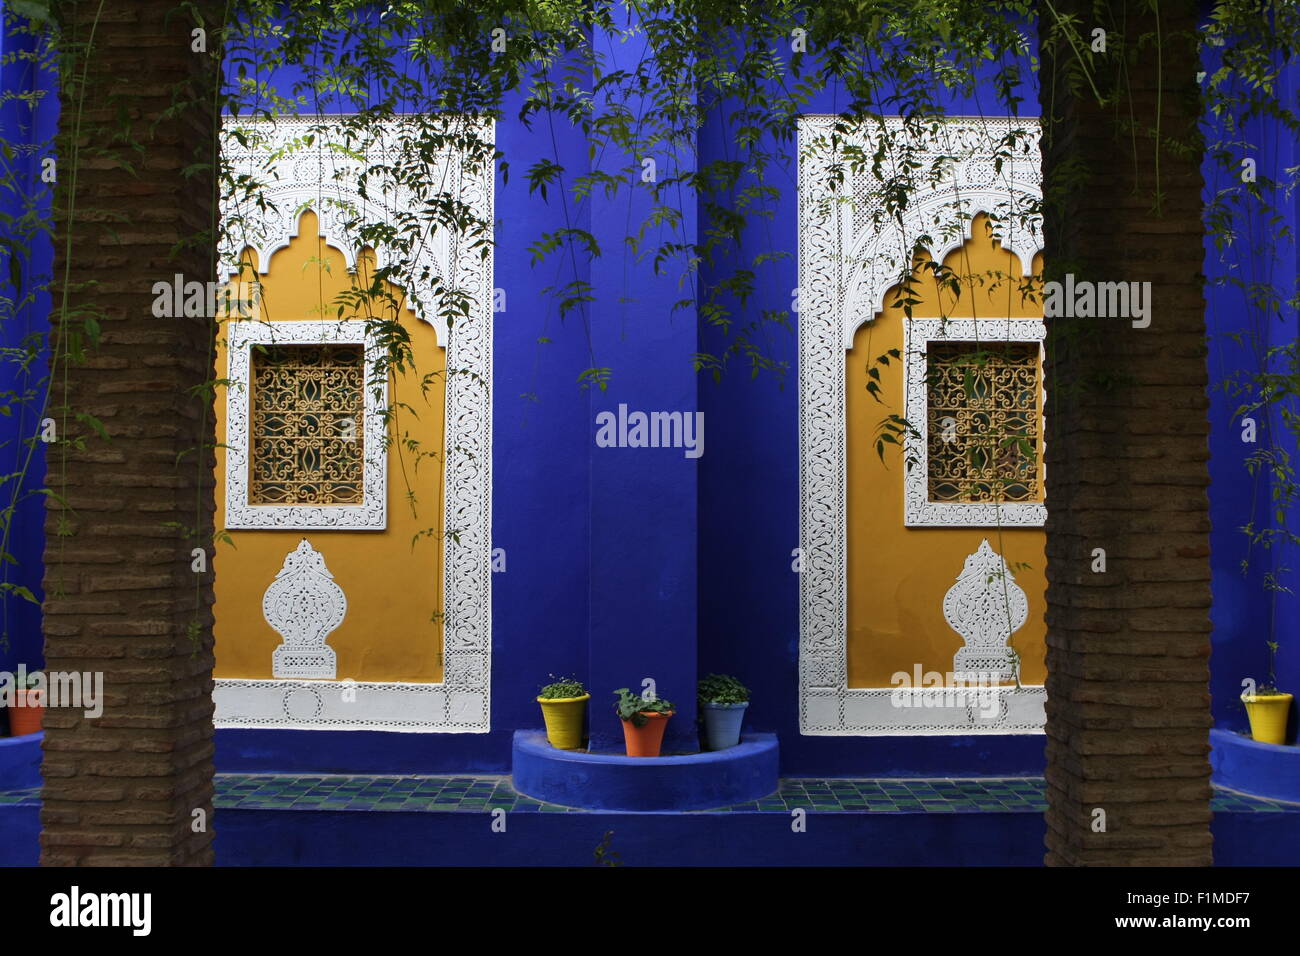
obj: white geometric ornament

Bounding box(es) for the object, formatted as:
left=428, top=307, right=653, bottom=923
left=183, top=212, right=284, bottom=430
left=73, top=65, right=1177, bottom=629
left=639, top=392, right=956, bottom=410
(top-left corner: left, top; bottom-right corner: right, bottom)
left=266, top=539, right=347, bottom=679
left=944, top=539, right=1028, bottom=683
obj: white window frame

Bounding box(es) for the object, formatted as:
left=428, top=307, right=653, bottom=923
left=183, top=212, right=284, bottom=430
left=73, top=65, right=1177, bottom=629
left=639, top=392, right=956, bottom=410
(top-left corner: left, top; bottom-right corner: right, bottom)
left=903, top=317, right=1047, bottom=527
left=225, top=319, right=388, bottom=531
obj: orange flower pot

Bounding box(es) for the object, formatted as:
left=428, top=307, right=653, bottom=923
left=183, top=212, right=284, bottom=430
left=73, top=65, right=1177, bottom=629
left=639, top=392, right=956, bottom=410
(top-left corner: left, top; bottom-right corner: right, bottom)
left=9, top=689, right=44, bottom=737
left=621, top=711, right=673, bottom=757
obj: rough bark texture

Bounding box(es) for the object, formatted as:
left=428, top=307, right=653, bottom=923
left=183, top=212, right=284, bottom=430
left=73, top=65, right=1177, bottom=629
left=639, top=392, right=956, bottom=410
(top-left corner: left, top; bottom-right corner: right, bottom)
left=41, top=0, right=220, bottom=865
left=1038, top=0, right=1214, bottom=865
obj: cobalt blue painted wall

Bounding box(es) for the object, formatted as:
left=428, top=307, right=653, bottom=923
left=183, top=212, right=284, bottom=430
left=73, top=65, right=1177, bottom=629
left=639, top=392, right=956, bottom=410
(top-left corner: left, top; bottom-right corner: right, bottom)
left=512, top=730, right=777, bottom=810
left=1203, top=51, right=1300, bottom=737
left=0, top=10, right=54, bottom=701
left=199, top=801, right=1300, bottom=867
left=586, top=8, right=700, bottom=752
left=0, top=730, right=40, bottom=788
left=0, top=805, right=38, bottom=866
left=1, top=794, right=1295, bottom=866
left=1210, top=727, right=1300, bottom=803
left=487, top=75, right=596, bottom=764
left=209, top=805, right=1049, bottom=866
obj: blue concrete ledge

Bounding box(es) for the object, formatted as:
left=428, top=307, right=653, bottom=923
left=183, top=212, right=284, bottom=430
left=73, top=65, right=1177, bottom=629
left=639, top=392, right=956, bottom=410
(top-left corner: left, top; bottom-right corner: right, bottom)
left=1210, top=727, right=1300, bottom=803
left=4, top=772, right=1297, bottom=865
left=212, top=804, right=1042, bottom=865
left=511, top=730, right=779, bottom=811
left=0, top=731, right=42, bottom=791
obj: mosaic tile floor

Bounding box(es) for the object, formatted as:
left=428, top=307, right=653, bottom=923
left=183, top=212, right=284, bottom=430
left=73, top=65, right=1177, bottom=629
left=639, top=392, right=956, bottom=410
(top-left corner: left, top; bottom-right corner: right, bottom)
left=0, top=787, right=38, bottom=807
left=3, top=776, right=1294, bottom=814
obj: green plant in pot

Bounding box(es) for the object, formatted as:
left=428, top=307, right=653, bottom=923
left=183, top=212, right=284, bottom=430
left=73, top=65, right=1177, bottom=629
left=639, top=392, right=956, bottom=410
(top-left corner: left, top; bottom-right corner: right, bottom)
left=614, top=688, right=674, bottom=757
left=698, top=673, right=750, bottom=751
left=537, top=676, right=589, bottom=751
left=1242, top=641, right=1292, bottom=745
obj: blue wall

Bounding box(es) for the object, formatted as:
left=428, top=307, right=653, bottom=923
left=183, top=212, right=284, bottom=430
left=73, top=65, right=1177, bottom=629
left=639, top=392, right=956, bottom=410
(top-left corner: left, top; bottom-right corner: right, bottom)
left=586, top=7, right=701, bottom=751
left=1203, top=50, right=1300, bottom=736
left=0, top=9, right=53, bottom=714
left=217, top=16, right=1059, bottom=776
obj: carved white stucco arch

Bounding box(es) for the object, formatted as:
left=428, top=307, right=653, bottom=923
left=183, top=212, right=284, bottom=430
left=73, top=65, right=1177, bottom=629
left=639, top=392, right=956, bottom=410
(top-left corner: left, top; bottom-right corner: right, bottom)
left=214, top=114, right=494, bottom=732
left=797, top=115, right=1046, bottom=735
left=839, top=186, right=1043, bottom=347
left=219, top=115, right=477, bottom=349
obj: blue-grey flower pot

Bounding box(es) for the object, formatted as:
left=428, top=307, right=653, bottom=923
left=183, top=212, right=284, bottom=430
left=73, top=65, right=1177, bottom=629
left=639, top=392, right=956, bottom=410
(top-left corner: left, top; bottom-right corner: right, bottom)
left=701, top=701, right=748, bottom=751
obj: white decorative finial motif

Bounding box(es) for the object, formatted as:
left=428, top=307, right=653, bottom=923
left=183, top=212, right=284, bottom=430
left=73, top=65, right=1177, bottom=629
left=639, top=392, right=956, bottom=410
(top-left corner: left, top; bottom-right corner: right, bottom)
left=266, top=539, right=347, bottom=679
left=943, top=539, right=1028, bottom=682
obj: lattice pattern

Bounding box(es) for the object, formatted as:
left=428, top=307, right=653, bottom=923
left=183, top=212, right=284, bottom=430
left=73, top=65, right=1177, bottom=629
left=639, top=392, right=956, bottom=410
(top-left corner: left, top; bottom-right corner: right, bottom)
left=902, top=318, right=1047, bottom=528
left=251, top=345, right=366, bottom=506
left=225, top=320, right=387, bottom=530
left=926, top=342, right=1040, bottom=504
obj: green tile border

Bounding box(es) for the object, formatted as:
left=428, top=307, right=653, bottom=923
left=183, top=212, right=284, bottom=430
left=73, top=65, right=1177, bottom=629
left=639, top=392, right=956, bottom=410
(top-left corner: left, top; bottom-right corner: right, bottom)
left=1, top=774, right=1295, bottom=814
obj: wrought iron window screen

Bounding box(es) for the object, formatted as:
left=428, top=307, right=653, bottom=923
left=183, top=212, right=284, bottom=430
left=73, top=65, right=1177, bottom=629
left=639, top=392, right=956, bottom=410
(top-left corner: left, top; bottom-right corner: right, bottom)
left=250, top=344, right=366, bottom=506
left=924, top=341, right=1040, bottom=504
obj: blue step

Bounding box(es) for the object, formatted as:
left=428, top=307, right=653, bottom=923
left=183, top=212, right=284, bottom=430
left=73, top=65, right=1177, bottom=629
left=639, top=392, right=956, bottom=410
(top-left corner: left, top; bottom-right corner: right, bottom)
left=3, top=772, right=1296, bottom=865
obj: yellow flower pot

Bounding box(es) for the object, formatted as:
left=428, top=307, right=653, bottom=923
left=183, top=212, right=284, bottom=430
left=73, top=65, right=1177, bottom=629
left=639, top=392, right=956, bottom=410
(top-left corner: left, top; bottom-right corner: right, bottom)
left=1244, top=693, right=1293, bottom=745
left=538, top=694, right=589, bottom=750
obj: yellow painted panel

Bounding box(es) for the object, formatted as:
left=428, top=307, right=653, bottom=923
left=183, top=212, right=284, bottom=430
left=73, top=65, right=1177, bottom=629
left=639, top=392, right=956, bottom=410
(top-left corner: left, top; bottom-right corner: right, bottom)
left=213, top=211, right=445, bottom=683
left=846, top=215, right=1048, bottom=688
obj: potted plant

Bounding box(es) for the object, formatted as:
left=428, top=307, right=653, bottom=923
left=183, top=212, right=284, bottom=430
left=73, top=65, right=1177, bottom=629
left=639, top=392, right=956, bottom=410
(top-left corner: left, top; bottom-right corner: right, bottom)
left=614, top=687, right=674, bottom=757
left=698, top=673, right=750, bottom=751
left=537, top=676, right=589, bottom=751
left=9, top=669, right=44, bottom=737
left=1243, top=641, right=1292, bottom=745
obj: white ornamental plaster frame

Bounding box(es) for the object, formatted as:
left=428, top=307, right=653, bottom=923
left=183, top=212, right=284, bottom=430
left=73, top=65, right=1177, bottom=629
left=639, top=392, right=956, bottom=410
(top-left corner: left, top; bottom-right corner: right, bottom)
left=797, top=115, right=1046, bottom=735
left=903, top=316, right=1047, bottom=527
left=225, top=319, right=388, bottom=531
left=214, top=114, right=494, bottom=732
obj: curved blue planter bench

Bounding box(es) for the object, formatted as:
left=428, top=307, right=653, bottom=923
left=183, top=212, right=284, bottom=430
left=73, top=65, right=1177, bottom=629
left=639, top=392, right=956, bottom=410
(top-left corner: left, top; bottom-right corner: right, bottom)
left=0, top=730, right=42, bottom=790
left=512, top=730, right=779, bottom=811
left=1210, top=727, right=1300, bottom=803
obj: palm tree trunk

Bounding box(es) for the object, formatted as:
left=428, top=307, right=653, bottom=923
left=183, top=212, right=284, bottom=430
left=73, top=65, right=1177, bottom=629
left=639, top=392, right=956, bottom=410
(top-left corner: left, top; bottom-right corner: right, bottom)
left=41, top=0, right=220, bottom=865
left=1038, top=0, right=1214, bottom=865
